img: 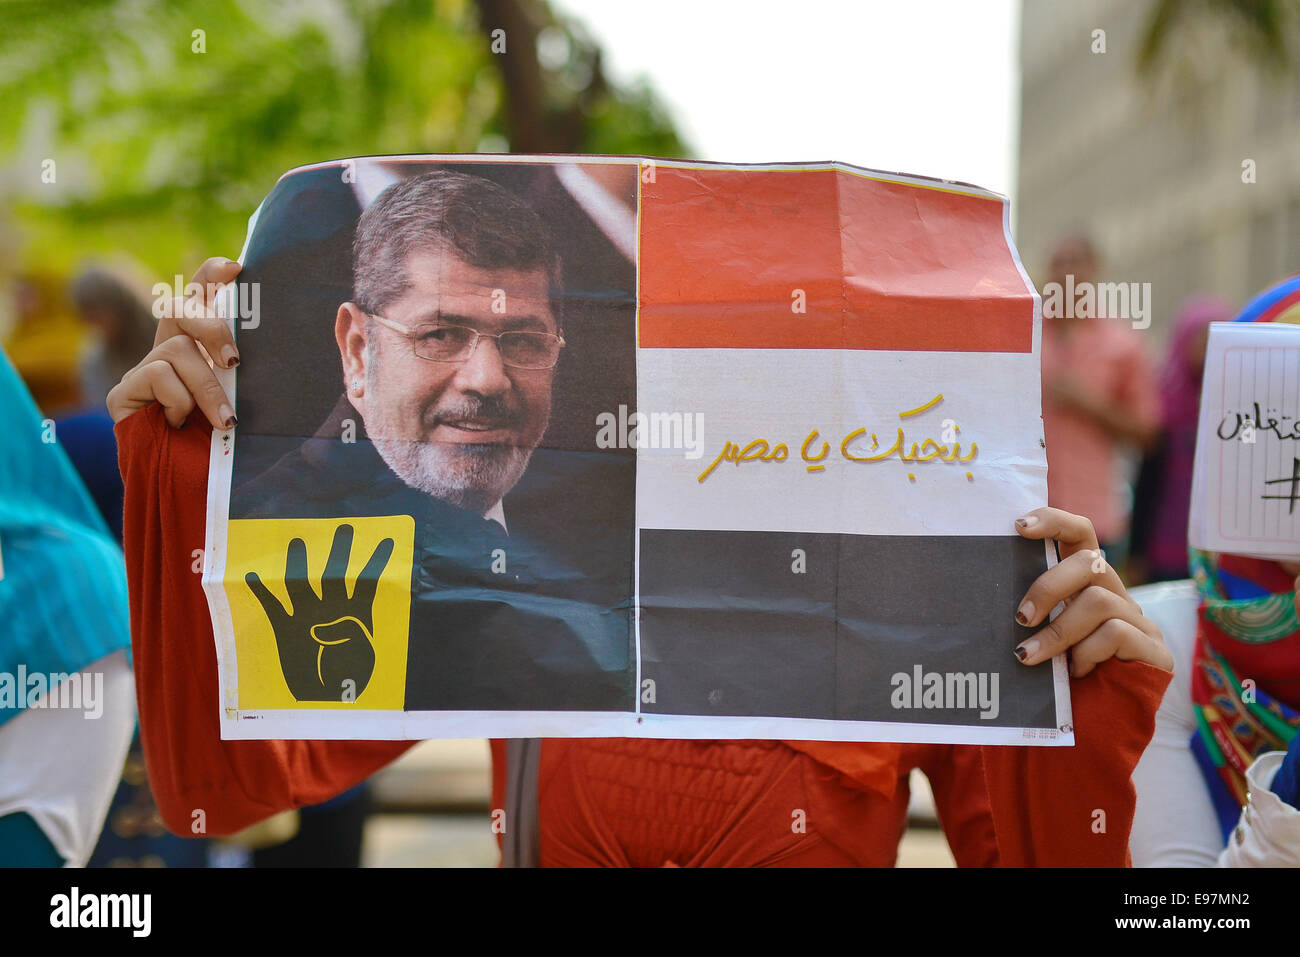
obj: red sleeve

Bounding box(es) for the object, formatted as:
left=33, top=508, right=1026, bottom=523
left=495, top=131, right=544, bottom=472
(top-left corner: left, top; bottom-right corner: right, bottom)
left=979, top=658, right=1172, bottom=866
left=117, top=405, right=413, bottom=837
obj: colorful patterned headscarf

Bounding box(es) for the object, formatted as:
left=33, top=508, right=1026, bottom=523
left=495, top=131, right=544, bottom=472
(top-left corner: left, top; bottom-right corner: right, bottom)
left=1187, top=273, right=1300, bottom=838
left=1188, top=549, right=1300, bottom=837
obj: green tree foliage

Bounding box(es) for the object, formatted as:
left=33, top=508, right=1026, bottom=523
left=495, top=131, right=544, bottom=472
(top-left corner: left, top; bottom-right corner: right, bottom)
left=0, top=0, right=688, bottom=272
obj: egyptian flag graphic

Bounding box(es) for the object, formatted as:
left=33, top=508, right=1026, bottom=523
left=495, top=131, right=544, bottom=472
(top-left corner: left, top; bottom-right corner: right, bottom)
left=631, top=162, right=1067, bottom=743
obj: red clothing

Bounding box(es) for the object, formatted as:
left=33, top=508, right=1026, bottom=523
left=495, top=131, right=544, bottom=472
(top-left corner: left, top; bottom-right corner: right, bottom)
left=118, top=404, right=1171, bottom=865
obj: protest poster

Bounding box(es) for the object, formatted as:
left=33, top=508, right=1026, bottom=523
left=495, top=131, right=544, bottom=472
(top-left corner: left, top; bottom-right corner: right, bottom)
left=201, top=155, right=1067, bottom=744
left=1189, top=313, right=1300, bottom=561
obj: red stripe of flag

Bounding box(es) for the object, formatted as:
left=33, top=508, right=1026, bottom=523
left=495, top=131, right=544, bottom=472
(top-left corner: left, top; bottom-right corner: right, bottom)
left=638, top=167, right=1034, bottom=353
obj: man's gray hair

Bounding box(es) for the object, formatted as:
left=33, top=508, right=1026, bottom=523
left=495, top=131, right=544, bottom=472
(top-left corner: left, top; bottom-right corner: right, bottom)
left=352, top=169, right=563, bottom=319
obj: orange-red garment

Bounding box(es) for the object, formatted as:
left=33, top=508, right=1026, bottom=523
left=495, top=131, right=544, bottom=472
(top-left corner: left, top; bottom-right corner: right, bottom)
left=119, top=405, right=1171, bottom=865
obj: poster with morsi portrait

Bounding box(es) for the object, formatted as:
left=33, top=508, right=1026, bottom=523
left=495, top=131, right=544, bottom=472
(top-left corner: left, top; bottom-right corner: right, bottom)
left=201, top=154, right=1069, bottom=746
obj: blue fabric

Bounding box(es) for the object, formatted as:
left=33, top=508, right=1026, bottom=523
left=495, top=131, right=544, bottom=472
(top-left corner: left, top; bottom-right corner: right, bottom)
left=302, top=782, right=367, bottom=814
left=1216, top=568, right=1273, bottom=600
left=1189, top=732, right=1243, bottom=842
left=1274, top=734, right=1300, bottom=810
left=53, top=411, right=125, bottom=542
left=0, top=811, right=64, bottom=867
left=0, top=349, right=131, bottom=729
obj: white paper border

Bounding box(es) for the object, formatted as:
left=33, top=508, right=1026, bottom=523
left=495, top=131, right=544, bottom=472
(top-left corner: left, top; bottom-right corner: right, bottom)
left=203, top=154, right=1071, bottom=746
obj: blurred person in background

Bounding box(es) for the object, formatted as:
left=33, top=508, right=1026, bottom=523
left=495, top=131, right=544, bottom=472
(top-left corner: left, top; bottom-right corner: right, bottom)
left=52, top=265, right=159, bottom=544
left=1040, top=232, right=1161, bottom=567
left=1, top=272, right=85, bottom=415
left=70, top=266, right=159, bottom=412
left=1131, top=553, right=1300, bottom=866
left=1128, top=296, right=1234, bottom=586
left=1130, top=279, right=1300, bottom=866
left=15, top=264, right=213, bottom=867
left=82, top=263, right=370, bottom=868
left=0, top=346, right=135, bottom=866
left=45, top=308, right=215, bottom=866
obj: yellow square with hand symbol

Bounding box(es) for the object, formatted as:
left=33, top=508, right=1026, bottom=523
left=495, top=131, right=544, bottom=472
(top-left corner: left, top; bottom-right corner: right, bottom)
left=225, top=516, right=414, bottom=710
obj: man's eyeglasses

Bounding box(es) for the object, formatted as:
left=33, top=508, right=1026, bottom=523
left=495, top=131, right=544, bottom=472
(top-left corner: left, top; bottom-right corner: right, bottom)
left=368, top=314, right=565, bottom=370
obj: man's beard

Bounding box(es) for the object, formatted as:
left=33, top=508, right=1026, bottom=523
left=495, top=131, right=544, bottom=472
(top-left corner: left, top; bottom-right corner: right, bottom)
left=367, top=393, right=545, bottom=516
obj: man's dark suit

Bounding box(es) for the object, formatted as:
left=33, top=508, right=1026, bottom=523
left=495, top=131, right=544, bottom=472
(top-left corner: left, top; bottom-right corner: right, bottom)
left=234, top=396, right=633, bottom=712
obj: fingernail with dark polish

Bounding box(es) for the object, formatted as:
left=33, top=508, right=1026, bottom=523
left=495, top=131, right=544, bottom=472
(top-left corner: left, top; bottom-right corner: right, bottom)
left=221, top=345, right=240, bottom=367
left=1016, top=600, right=1034, bottom=626
left=1014, top=645, right=1028, bottom=662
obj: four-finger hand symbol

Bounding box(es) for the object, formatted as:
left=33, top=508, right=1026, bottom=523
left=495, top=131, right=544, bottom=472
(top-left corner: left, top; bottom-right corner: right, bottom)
left=245, top=524, right=394, bottom=701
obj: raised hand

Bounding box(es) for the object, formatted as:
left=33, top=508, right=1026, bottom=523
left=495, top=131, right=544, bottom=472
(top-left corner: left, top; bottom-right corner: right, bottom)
left=107, top=256, right=242, bottom=429
left=245, top=523, right=395, bottom=701
left=1012, top=506, right=1171, bottom=678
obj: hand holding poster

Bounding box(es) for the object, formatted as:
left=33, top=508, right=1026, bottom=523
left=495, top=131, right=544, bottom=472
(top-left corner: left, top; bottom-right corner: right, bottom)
left=202, top=155, right=1066, bottom=744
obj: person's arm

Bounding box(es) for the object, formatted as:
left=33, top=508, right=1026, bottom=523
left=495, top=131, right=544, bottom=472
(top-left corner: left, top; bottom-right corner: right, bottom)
left=1121, top=334, right=1163, bottom=450
left=1127, top=580, right=1223, bottom=866
left=112, top=258, right=412, bottom=837
left=1047, top=333, right=1161, bottom=451
left=119, top=399, right=413, bottom=836
left=975, top=507, right=1174, bottom=866
left=1047, top=375, right=1159, bottom=450
left=980, top=658, right=1170, bottom=866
